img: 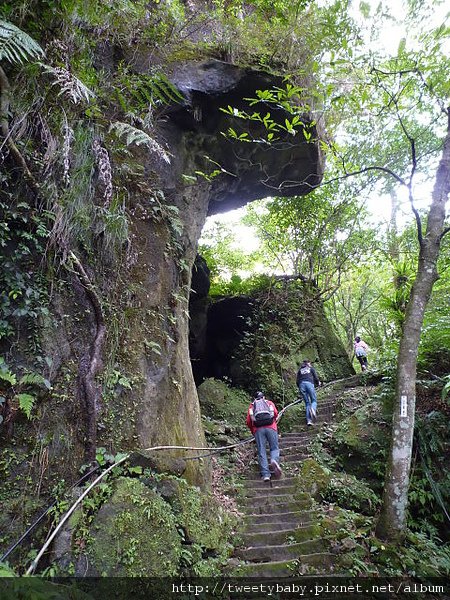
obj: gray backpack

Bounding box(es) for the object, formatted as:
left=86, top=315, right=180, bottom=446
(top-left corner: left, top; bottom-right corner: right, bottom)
left=252, top=396, right=275, bottom=427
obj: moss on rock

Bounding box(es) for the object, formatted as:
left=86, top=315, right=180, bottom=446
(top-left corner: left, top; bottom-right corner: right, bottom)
left=294, top=458, right=331, bottom=499
left=164, top=477, right=234, bottom=550
left=197, top=378, right=249, bottom=436
left=87, top=477, right=181, bottom=576
left=127, top=451, right=187, bottom=476
left=333, top=399, right=387, bottom=454
left=330, top=397, right=389, bottom=485
left=323, top=472, right=381, bottom=516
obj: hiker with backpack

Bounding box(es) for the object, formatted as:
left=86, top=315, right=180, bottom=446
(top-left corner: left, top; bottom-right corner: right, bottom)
left=296, top=359, right=321, bottom=427
left=246, top=391, right=282, bottom=482
left=354, top=336, right=369, bottom=371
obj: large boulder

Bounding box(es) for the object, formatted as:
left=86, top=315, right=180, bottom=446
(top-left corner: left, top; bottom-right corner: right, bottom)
left=191, top=282, right=354, bottom=399
left=85, top=478, right=181, bottom=576
left=2, top=60, right=324, bottom=498
left=166, top=60, right=324, bottom=214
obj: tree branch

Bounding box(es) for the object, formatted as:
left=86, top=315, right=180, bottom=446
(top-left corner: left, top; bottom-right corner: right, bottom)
left=69, top=252, right=106, bottom=463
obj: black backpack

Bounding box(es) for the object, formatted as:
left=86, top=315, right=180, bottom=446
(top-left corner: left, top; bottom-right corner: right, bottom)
left=252, top=396, right=275, bottom=427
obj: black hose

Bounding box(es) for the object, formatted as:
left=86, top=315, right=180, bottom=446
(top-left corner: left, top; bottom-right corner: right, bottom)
left=2, top=378, right=344, bottom=560
left=0, top=465, right=100, bottom=562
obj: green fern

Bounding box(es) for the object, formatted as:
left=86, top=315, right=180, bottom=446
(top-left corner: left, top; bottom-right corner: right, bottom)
left=109, top=121, right=153, bottom=147
left=109, top=121, right=170, bottom=162
left=0, top=369, right=17, bottom=386
left=0, top=561, right=17, bottom=576
left=0, top=19, right=44, bottom=64
left=20, top=372, right=51, bottom=389
left=149, top=73, right=184, bottom=104
left=119, top=72, right=184, bottom=112
left=16, top=393, right=36, bottom=418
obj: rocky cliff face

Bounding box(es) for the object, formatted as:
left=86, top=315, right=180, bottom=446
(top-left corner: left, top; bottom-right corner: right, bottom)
left=104, top=59, right=324, bottom=484
left=1, top=52, right=324, bottom=491
left=189, top=275, right=354, bottom=397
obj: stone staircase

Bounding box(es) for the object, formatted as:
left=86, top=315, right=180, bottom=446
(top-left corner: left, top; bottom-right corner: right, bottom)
left=230, top=398, right=338, bottom=578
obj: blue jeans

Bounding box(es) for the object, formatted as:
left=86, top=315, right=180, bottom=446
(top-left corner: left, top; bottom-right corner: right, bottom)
left=254, top=427, right=280, bottom=478
left=299, top=381, right=317, bottom=423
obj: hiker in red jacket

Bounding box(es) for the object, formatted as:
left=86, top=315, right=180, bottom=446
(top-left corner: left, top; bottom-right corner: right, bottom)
left=246, top=391, right=282, bottom=482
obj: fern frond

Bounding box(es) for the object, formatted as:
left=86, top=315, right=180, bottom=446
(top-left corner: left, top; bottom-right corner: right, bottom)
left=149, top=73, right=184, bottom=104
left=0, top=369, right=17, bottom=385
left=16, top=392, right=35, bottom=419
left=0, top=19, right=44, bottom=64
left=109, top=121, right=171, bottom=163
left=123, top=72, right=184, bottom=111
left=40, top=64, right=95, bottom=104
left=19, top=372, right=51, bottom=389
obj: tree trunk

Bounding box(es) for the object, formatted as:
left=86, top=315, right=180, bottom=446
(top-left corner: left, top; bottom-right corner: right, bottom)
left=388, top=189, right=400, bottom=262
left=376, top=109, right=450, bottom=541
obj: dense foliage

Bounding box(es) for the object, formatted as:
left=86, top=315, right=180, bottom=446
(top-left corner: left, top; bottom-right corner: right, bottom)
left=0, top=0, right=449, bottom=577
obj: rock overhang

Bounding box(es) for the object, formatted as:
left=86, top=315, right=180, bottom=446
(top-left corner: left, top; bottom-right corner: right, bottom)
left=167, top=59, right=325, bottom=215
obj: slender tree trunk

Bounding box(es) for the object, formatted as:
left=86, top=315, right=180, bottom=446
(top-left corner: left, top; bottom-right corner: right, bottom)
left=388, top=189, right=400, bottom=262
left=376, top=110, right=450, bottom=541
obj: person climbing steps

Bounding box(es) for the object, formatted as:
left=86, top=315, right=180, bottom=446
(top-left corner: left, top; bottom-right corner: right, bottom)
left=246, top=391, right=282, bottom=481
left=296, top=359, right=321, bottom=426
left=354, top=336, right=369, bottom=371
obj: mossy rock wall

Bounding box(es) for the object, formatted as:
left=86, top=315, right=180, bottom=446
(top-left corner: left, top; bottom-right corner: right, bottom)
left=330, top=398, right=390, bottom=485
left=86, top=478, right=181, bottom=576
left=197, top=378, right=250, bottom=435
left=77, top=475, right=235, bottom=577
left=1, top=63, right=324, bottom=493
left=197, top=282, right=354, bottom=401
left=0, top=0, right=324, bottom=562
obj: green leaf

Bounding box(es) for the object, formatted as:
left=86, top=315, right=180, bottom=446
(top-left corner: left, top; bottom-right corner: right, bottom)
left=0, top=370, right=17, bottom=385
left=441, top=380, right=450, bottom=402
left=16, top=393, right=35, bottom=418
left=19, top=372, right=46, bottom=387
left=127, top=466, right=143, bottom=475
left=0, top=561, right=16, bottom=576
left=0, top=20, right=44, bottom=64
left=114, top=452, right=128, bottom=462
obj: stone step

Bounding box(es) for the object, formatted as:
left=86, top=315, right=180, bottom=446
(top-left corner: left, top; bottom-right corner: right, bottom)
left=243, top=510, right=314, bottom=527
left=245, top=468, right=304, bottom=481
left=240, top=523, right=319, bottom=547
left=278, top=451, right=308, bottom=460
left=243, top=517, right=314, bottom=534
left=241, top=484, right=296, bottom=498
left=281, top=410, right=335, bottom=424
left=279, top=443, right=309, bottom=453
left=281, top=413, right=334, bottom=424
left=243, top=477, right=297, bottom=489
left=282, top=400, right=336, bottom=409
left=283, top=405, right=336, bottom=420
left=240, top=493, right=297, bottom=508
left=242, top=499, right=312, bottom=515
left=277, top=437, right=313, bottom=445
left=231, top=552, right=335, bottom=577
left=235, top=538, right=327, bottom=562
left=282, top=453, right=308, bottom=463
left=279, top=433, right=314, bottom=440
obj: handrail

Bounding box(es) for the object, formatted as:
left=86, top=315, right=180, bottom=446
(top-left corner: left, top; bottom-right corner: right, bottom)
left=21, top=384, right=336, bottom=575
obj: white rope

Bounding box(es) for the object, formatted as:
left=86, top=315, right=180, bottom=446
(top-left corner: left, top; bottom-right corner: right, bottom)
left=25, top=456, right=129, bottom=575
left=25, top=383, right=342, bottom=575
